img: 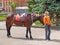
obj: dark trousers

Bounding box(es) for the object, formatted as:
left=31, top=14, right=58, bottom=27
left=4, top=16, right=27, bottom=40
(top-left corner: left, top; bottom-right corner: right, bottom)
left=45, top=24, right=51, bottom=40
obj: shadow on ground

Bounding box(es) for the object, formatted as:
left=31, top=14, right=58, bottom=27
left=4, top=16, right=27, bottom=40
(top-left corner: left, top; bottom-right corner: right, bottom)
left=0, top=28, right=6, bottom=30
left=32, top=26, right=60, bottom=31
left=11, top=37, right=60, bottom=43
left=0, top=25, right=60, bottom=31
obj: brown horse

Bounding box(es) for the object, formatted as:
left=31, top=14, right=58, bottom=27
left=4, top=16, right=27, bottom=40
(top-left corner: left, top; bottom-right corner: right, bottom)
left=6, top=13, right=44, bottom=39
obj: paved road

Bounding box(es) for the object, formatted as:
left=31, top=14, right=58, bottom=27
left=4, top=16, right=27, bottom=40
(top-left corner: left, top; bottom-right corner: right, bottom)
left=0, top=21, right=60, bottom=45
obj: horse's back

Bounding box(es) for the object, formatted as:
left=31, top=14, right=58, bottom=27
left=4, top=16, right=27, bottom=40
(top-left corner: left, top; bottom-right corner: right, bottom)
left=14, top=14, right=27, bottom=21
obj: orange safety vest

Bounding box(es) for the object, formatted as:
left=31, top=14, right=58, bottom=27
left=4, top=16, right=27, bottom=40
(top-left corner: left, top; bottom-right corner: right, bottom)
left=43, top=15, right=51, bottom=25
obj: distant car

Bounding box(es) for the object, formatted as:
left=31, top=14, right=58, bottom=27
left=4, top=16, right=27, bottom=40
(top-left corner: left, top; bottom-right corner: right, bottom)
left=15, top=7, right=28, bottom=15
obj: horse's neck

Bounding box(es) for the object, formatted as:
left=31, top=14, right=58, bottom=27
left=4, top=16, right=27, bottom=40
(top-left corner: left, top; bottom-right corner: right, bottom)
left=33, top=16, right=39, bottom=22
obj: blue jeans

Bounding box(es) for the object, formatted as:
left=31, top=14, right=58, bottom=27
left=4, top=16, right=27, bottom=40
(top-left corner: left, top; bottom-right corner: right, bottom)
left=45, top=24, right=51, bottom=40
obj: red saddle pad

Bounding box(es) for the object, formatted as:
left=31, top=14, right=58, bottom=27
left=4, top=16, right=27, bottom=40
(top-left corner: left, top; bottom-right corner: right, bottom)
left=15, top=14, right=20, bottom=21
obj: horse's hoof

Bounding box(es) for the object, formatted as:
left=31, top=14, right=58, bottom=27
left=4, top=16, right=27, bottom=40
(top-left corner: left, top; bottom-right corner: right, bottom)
left=26, top=36, right=29, bottom=39
left=30, top=37, right=33, bottom=40
left=7, top=35, right=12, bottom=38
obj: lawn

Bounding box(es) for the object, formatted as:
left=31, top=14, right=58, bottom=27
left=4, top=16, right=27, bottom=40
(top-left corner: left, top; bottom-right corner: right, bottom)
left=0, top=14, right=7, bottom=21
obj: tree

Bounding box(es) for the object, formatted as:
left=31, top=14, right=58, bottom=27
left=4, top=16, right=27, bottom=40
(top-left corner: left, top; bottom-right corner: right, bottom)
left=27, top=0, right=60, bottom=26
left=27, top=0, right=46, bottom=14
left=9, top=1, right=18, bottom=14
left=48, top=0, right=60, bottom=26
left=27, top=0, right=60, bottom=14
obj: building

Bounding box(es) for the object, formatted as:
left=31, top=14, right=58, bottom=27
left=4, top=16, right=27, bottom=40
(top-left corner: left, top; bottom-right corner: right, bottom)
left=0, top=0, right=29, bottom=14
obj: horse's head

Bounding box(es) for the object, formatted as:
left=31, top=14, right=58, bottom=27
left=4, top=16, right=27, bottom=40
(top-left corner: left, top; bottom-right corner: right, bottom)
left=31, top=13, right=44, bottom=25
left=27, top=13, right=31, bottom=19
left=38, top=15, right=44, bottom=25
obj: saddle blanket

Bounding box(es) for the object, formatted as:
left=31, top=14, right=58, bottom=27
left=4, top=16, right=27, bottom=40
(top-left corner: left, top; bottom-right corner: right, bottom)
left=15, top=14, right=27, bottom=22
left=15, top=14, right=20, bottom=21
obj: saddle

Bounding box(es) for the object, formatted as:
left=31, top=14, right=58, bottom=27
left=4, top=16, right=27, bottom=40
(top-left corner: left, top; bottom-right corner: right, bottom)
left=15, top=14, right=27, bottom=22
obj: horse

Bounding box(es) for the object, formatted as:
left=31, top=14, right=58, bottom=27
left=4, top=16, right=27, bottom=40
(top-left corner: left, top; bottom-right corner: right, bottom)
left=6, top=13, right=44, bottom=39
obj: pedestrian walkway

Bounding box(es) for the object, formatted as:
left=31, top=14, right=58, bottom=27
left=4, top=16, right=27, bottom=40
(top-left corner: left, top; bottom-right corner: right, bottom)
left=0, top=21, right=60, bottom=45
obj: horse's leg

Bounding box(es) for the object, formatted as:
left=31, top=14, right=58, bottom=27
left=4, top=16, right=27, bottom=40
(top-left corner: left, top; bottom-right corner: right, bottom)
left=28, top=28, right=33, bottom=39
left=26, top=28, right=29, bottom=39
left=6, top=26, right=11, bottom=37
left=6, top=20, right=13, bottom=38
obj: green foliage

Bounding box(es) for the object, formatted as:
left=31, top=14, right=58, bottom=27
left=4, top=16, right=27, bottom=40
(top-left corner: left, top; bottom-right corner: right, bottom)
left=27, top=0, right=60, bottom=14
left=48, top=2, right=60, bottom=14
left=27, top=0, right=46, bottom=14
left=0, top=14, right=7, bottom=21
left=9, top=2, right=18, bottom=10
left=34, top=20, right=43, bottom=26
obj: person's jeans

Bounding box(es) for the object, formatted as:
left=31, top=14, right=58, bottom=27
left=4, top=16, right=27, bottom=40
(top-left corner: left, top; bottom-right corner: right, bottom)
left=45, top=24, right=51, bottom=40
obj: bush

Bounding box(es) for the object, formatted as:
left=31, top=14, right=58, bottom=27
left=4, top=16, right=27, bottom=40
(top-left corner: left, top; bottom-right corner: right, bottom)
left=33, top=20, right=43, bottom=26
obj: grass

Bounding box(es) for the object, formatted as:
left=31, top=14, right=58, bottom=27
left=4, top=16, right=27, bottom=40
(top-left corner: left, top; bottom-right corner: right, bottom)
left=0, top=14, right=7, bottom=21
left=33, top=20, right=43, bottom=26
